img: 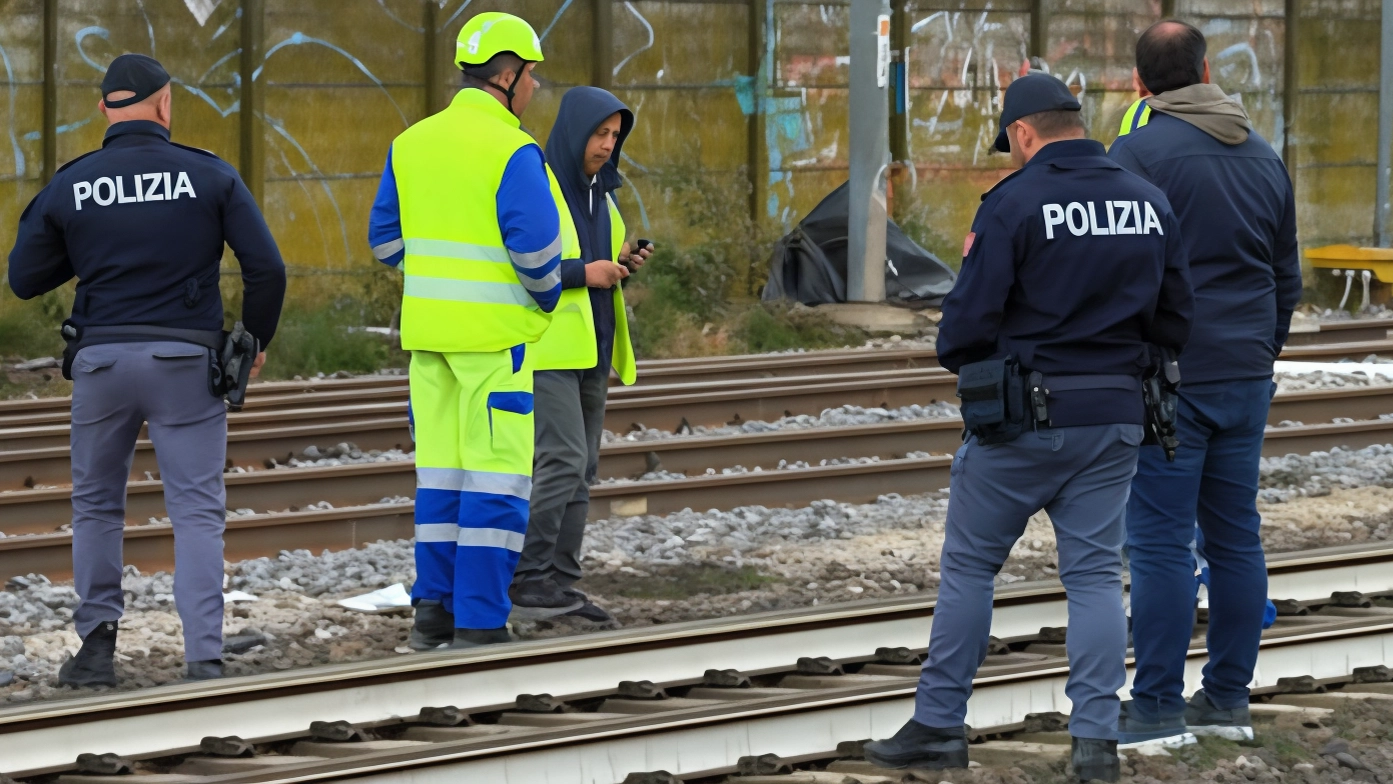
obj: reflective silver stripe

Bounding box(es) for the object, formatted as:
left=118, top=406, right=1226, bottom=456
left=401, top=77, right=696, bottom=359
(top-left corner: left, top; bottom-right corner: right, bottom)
left=405, top=238, right=511, bottom=265
left=403, top=275, right=536, bottom=309
left=417, top=467, right=532, bottom=500
left=517, top=266, right=562, bottom=293
left=414, top=523, right=458, bottom=543
left=372, top=237, right=404, bottom=260
left=456, top=527, right=526, bottom=552
left=508, top=233, right=562, bottom=270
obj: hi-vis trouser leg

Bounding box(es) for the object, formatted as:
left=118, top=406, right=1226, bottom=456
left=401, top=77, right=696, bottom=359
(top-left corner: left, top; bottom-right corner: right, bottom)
left=410, top=345, right=535, bottom=629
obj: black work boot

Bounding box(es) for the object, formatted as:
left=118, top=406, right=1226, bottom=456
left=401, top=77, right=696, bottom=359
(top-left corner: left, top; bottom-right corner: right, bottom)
left=58, top=621, right=118, bottom=688
left=508, top=578, right=583, bottom=621
left=408, top=600, right=454, bottom=650
left=1071, top=737, right=1121, bottom=783
left=449, top=627, right=512, bottom=649
left=562, top=588, right=617, bottom=626
left=186, top=659, right=224, bottom=681
left=862, top=720, right=968, bottom=770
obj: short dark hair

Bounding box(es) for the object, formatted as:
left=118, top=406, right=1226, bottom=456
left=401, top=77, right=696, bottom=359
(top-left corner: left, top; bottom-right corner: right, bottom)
left=1136, top=20, right=1206, bottom=94
left=1018, top=109, right=1086, bottom=140
left=461, top=51, right=526, bottom=84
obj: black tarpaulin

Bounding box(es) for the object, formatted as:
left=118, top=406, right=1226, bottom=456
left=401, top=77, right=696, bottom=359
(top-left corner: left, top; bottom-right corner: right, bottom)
left=761, top=182, right=957, bottom=307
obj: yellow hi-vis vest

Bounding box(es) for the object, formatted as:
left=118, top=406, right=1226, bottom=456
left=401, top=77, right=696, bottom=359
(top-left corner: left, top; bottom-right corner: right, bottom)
left=1118, top=98, right=1151, bottom=138
left=391, top=89, right=555, bottom=353
left=530, top=178, right=638, bottom=385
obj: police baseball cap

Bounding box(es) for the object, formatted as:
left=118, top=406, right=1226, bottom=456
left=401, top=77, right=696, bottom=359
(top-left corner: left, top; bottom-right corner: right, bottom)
left=992, top=73, right=1081, bottom=153
left=101, top=54, right=171, bottom=109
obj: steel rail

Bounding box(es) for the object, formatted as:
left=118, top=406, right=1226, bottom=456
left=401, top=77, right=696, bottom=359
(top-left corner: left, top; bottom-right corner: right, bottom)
left=5, top=412, right=1393, bottom=581
left=5, top=545, right=1387, bottom=779
left=2, top=542, right=1390, bottom=777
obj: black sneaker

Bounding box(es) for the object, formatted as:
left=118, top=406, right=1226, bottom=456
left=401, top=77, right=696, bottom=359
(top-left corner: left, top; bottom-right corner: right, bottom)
left=508, top=578, right=583, bottom=621
left=862, top=720, right=969, bottom=770
left=58, top=621, right=118, bottom=688
left=408, top=600, right=454, bottom=650
left=449, top=627, right=512, bottom=649
left=1117, top=700, right=1195, bottom=749
left=1071, top=737, right=1120, bottom=783
left=186, top=659, right=224, bottom=681
left=1185, top=689, right=1253, bottom=741
left=563, top=589, right=617, bottom=625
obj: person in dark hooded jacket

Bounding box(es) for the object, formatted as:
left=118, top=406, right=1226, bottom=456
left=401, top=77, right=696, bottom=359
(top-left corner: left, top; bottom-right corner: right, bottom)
left=1108, top=20, right=1300, bottom=748
left=509, top=87, right=652, bottom=623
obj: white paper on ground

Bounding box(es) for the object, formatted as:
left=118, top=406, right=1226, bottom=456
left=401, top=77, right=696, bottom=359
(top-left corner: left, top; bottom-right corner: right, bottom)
left=1275, top=360, right=1393, bottom=379
left=338, top=582, right=412, bottom=613
left=223, top=590, right=259, bottom=603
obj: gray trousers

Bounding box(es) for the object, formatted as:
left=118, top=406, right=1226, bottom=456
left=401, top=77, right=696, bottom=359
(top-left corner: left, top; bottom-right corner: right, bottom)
left=915, top=423, right=1143, bottom=740
left=516, top=365, right=609, bottom=588
left=70, top=342, right=227, bottom=662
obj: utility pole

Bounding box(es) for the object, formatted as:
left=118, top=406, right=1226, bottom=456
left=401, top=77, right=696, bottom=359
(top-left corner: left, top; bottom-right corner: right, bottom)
left=847, top=0, right=891, bottom=302
left=1378, top=0, right=1393, bottom=246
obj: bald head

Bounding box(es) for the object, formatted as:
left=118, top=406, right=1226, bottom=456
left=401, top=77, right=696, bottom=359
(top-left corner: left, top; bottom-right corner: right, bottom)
left=99, top=83, right=172, bottom=129
left=1135, top=19, right=1207, bottom=95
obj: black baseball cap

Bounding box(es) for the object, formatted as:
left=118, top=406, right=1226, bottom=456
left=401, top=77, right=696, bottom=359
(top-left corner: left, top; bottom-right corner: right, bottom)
left=101, top=54, right=171, bottom=109
left=992, top=73, right=1081, bottom=153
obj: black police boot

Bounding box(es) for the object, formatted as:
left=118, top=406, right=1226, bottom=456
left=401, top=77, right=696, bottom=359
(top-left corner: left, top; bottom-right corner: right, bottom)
left=562, top=588, right=617, bottom=626
left=58, top=621, right=118, bottom=688
left=408, top=600, right=454, bottom=651
left=508, top=578, right=584, bottom=621
left=1071, top=737, right=1121, bottom=783
left=185, top=659, right=224, bottom=681
left=449, top=627, right=512, bottom=649
left=862, top=720, right=969, bottom=770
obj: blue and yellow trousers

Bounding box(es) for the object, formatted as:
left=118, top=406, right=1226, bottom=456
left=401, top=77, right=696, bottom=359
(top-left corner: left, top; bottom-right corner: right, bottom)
left=409, top=345, right=534, bottom=629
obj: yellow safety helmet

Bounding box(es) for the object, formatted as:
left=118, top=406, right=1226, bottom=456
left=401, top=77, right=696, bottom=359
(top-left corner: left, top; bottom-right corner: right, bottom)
left=455, top=12, right=545, bottom=69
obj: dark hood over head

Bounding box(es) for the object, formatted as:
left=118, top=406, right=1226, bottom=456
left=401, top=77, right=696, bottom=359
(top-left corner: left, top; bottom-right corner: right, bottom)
left=545, top=86, right=634, bottom=199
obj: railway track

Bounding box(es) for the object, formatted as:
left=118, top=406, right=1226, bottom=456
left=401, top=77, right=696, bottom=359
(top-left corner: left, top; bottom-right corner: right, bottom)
left=4, top=392, right=1393, bottom=581
left=3, top=542, right=1391, bottom=780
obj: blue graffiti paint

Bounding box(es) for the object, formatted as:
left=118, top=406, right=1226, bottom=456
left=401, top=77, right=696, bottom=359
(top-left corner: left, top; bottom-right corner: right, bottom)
left=613, top=2, right=654, bottom=77
left=377, top=0, right=426, bottom=33
left=255, top=32, right=408, bottom=127
left=22, top=118, right=92, bottom=143
left=263, top=112, right=351, bottom=262
left=616, top=168, right=651, bottom=232
left=539, top=0, right=574, bottom=41
left=439, top=0, right=475, bottom=32
left=0, top=43, right=24, bottom=179
left=136, top=0, right=156, bottom=56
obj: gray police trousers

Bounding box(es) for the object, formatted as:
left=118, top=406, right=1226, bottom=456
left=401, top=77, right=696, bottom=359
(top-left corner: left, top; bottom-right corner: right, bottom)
left=915, top=423, right=1143, bottom=741
left=515, top=365, right=609, bottom=588
left=70, top=342, right=227, bottom=662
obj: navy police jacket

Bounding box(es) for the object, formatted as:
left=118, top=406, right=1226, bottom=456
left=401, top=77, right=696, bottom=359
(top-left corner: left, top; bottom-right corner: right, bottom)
left=1110, top=112, right=1300, bottom=385
left=938, top=138, right=1194, bottom=427
left=8, top=121, right=286, bottom=347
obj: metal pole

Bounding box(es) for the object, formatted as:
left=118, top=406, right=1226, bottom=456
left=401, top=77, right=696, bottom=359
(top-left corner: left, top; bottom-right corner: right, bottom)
left=747, top=0, right=767, bottom=240
left=1029, top=0, right=1048, bottom=60
left=1283, top=0, right=1298, bottom=192
left=424, top=0, right=440, bottom=116
left=594, top=0, right=614, bottom=89
left=1378, top=0, right=1393, bottom=246
left=41, top=0, right=57, bottom=183
left=239, top=0, right=265, bottom=205
left=847, top=0, right=891, bottom=302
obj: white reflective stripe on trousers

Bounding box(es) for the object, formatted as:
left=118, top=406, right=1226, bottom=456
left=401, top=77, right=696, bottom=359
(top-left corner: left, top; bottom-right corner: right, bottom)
left=414, top=523, right=459, bottom=543
left=417, top=467, right=532, bottom=500
left=456, top=527, right=526, bottom=552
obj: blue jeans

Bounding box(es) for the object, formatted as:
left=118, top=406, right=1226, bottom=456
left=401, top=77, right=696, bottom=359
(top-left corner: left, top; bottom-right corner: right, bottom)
left=1126, top=378, right=1272, bottom=717
left=916, top=423, right=1143, bottom=740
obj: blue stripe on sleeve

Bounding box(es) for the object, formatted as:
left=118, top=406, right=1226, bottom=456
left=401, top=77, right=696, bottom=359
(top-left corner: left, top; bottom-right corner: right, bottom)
left=368, top=146, right=405, bottom=268
left=497, top=145, right=562, bottom=313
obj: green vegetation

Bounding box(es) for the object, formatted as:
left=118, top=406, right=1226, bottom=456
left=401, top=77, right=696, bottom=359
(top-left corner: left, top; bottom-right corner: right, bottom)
left=259, top=306, right=405, bottom=379
left=0, top=288, right=69, bottom=360
left=586, top=564, right=782, bottom=601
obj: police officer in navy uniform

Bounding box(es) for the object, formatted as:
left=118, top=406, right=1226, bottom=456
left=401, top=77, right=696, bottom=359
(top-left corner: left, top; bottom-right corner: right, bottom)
left=863, top=74, right=1193, bottom=782
left=7, top=54, right=286, bottom=685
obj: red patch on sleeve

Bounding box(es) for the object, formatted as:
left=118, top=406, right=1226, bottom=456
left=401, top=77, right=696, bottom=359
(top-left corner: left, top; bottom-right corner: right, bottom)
left=962, top=232, right=976, bottom=257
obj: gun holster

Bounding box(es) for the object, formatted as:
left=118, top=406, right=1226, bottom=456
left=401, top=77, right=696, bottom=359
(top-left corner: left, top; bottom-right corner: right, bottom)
left=59, top=320, right=80, bottom=381
left=1142, top=347, right=1181, bottom=461
left=956, top=356, right=1027, bottom=445
left=216, top=323, right=260, bottom=412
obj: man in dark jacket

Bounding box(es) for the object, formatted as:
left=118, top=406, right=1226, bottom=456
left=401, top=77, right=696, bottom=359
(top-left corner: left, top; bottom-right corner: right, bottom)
left=1109, top=20, right=1301, bottom=746
left=508, top=87, right=651, bottom=623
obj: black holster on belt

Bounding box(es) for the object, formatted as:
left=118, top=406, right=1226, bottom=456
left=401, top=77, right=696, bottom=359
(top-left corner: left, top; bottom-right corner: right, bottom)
left=1142, top=346, right=1181, bottom=461
left=59, top=319, right=81, bottom=380
left=956, top=356, right=1027, bottom=445
left=217, top=323, right=260, bottom=412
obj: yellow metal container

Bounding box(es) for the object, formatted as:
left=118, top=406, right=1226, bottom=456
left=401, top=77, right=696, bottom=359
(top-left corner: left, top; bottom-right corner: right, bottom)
left=1307, top=245, right=1393, bottom=283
